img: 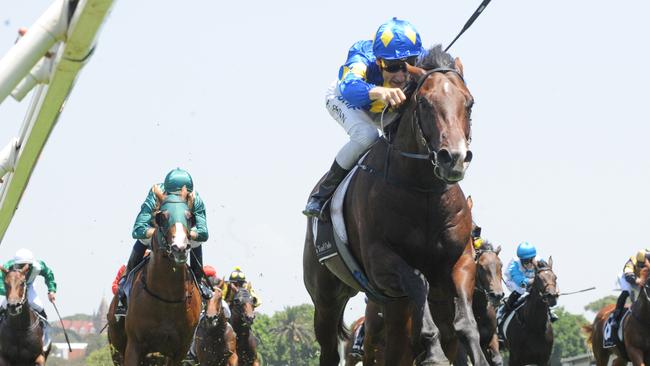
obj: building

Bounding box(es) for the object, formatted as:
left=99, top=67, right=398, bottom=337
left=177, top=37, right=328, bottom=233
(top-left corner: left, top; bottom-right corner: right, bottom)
left=51, top=343, right=88, bottom=360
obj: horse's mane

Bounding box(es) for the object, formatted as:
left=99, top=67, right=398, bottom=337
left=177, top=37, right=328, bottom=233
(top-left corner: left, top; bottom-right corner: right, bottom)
left=416, top=44, right=454, bottom=70
left=479, top=241, right=494, bottom=252
left=536, top=259, right=550, bottom=270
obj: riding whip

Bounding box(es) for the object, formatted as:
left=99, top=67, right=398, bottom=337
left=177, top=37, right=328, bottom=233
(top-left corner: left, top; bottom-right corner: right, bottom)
left=52, top=302, right=72, bottom=352
left=559, top=286, right=596, bottom=296
left=445, top=0, right=493, bottom=52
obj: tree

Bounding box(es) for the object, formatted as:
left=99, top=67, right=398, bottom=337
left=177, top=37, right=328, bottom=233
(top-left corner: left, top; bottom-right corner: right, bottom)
left=85, top=345, right=113, bottom=366
left=271, top=306, right=315, bottom=365
left=550, top=307, right=589, bottom=363
left=584, top=295, right=617, bottom=313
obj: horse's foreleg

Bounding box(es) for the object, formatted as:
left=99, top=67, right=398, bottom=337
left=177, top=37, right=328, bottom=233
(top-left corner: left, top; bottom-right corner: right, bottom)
left=452, top=254, right=488, bottom=366
left=382, top=262, right=447, bottom=366
left=123, top=341, right=142, bottom=366
left=627, top=346, right=645, bottom=366
left=227, top=352, right=238, bottom=366
left=486, top=334, right=502, bottom=366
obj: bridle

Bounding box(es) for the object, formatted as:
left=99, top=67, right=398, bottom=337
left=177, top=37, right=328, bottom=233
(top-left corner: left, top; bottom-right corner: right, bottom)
left=383, top=67, right=468, bottom=167
left=533, top=267, right=558, bottom=303
left=5, top=269, right=27, bottom=315
left=474, top=248, right=502, bottom=306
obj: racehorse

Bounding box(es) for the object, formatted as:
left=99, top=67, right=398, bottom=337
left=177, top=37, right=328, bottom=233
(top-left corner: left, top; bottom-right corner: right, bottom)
left=343, top=316, right=365, bottom=366
left=107, top=185, right=202, bottom=365
left=502, top=258, right=558, bottom=366
left=229, top=285, right=259, bottom=366
left=0, top=265, right=50, bottom=366
left=303, top=45, right=485, bottom=366
left=584, top=259, right=650, bottom=366
left=453, top=241, right=504, bottom=366
left=194, top=287, right=238, bottom=366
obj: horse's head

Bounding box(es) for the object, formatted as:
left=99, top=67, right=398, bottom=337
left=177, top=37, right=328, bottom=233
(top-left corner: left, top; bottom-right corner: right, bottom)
left=404, top=45, right=474, bottom=183
left=152, top=185, right=195, bottom=267
left=203, top=286, right=224, bottom=327
left=1, top=265, right=29, bottom=316
left=532, top=257, right=559, bottom=307
left=230, top=285, right=256, bottom=328
left=475, top=243, right=504, bottom=307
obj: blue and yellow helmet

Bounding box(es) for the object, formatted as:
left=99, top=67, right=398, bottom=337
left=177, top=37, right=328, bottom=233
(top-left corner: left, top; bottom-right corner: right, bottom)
left=164, top=168, right=193, bottom=193
left=372, top=18, right=423, bottom=60
left=516, top=242, right=537, bottom=260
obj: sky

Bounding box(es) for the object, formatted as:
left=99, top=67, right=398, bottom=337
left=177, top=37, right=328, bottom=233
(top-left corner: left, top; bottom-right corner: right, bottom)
left=0, top=0, right=649, bottom=323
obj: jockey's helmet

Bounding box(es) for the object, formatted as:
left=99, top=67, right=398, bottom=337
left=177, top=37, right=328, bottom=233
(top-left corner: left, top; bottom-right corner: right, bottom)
left=472, top=225, right=482, bottom=239
left=164, top=168, right=193, bottom=193
left=13, top=248, right=34, bottom=265
left=229, top=266, right=246, bottom=284
left=516, top=242, right=537, bottom=260
left=204, top=265, right=217, bottom=278
left=636, top=249, right=650, bottom=267
left=372, top=18, right=423, bottom=61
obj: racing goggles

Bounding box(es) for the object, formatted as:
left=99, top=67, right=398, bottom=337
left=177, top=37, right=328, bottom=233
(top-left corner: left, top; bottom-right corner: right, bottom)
left=380, top=56, right=418, bottom=73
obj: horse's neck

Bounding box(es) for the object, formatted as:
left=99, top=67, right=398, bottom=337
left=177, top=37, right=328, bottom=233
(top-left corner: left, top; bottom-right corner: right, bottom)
left=146, top=254, right=187, bottom=297
left=5, top=307, right=36, bottom=332
left=632, top=287, right=650, bottom=324
left=522, top=289, right=549, bottom=331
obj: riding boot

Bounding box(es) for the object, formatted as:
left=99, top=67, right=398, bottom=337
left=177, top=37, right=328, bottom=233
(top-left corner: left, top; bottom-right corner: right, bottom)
left=116, top=240, right=147, bottom=317
left=303, top=160, right=350, bottom=218
left=191, top=246, right=213, bottom=300
left=611, top=291, right=629, bottom=331
left=350, top=322, right=366, bottom=357
left=38, top=309, right=47, bottom=320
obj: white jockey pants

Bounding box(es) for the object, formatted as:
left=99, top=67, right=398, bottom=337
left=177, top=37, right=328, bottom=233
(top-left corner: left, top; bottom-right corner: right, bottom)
left=325, top=81, right=397, bottom=170
left=618, top=273, right=638, bottom=301
left=1, top=284, right=45, bottom=312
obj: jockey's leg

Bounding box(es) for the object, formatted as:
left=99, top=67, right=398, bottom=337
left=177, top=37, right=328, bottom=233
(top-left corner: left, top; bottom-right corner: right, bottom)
left=191, top=245, right=213, bottom=300
left=116, top=240, right=147, bottom=316
left=27, top=284, right=45, bottom=314
left=303, top=82, right=380, bottom=218
left=611, top=290, right=629, bottom=331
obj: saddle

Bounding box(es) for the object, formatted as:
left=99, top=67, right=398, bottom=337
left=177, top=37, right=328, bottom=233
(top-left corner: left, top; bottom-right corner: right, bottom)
left=603, top=309, right=630, bottom=356
left=122, top=256, right=202, bottom=304
left=312, top=155, right=396, bottom=303
left=496, top=294, right=528, bottom=342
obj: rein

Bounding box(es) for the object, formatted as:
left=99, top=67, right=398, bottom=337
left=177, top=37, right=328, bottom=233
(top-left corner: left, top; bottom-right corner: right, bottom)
left=139, top=231, right=191, bottom=304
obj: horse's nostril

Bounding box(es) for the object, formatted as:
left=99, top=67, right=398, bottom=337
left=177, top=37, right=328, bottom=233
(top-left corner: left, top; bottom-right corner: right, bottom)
left=465, top=150, right=473, bottom=163
left=437, top=149, right=453, bottom=165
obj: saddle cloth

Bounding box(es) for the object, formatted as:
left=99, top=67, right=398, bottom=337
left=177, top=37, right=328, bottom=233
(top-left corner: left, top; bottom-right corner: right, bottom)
left=496, top=294, right=529, bottom=342
left=312, top=153, right=396, bottom=303
left=603, top=309, right=630, bottom=350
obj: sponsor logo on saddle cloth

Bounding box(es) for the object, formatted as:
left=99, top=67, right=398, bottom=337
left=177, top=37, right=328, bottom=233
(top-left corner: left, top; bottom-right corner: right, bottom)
left=603, top=310, right=630, bottom=349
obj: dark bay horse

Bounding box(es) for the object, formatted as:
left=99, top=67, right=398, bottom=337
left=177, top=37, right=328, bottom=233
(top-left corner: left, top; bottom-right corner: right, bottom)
left=343, top=316, right=365, bottom=366
left=107, top=186, right=202, bottom=365
left=0, top=265, right=50, bottom=366
left=453, top=242, right=504, bottom=366
left=229, top=286, right=259, bottom=366
left=194, top=287, right=238, bottom=366
left=304, top=45, right=485, bottom=366
left=503, top=258, right=559, bottom=366
left=585, top=260, right=650, bottom=366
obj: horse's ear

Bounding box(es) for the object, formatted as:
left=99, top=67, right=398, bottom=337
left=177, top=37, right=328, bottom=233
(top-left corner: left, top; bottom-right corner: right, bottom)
left=454, top=57, right=464, bottom=77
left=155, top=210, right=168, bottom=227
left=0, top=266, right=6, bottom=274
left=495, top=245, right=502, bottom=255
left=187, top=192, right=195, bottom=211
left=467, top=195, right=473, bottom=210
left=152, top=184, right=165, bottom=203
left=180, top=186, right=188, bottom=201
left=548, top=256, right=553, bottom=269
left=20, top=264, right=29, bottom=274
left=406, top=64, right=426, bottom=78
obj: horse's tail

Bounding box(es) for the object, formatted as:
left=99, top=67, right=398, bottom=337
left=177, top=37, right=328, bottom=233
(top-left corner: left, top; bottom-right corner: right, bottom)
left=337, top=309, right=350, bottom=341
left=581, top=324, right=594, bottom=346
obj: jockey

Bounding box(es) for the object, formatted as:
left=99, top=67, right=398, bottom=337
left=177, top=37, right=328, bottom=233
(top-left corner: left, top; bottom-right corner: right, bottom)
left=472, top=225, right=485, bottom=251
left=0, top=249, right=57, bottom=321
left=203, top=265, right=231, bottom=319
left=303, top=18, right=425, bottom=217
left=115, top=168, right=212, bottom=316
left=222, top=267, right=261, bottom=308
left=611, top=249, right=650, bottom=331
left=501, top=242, right=558, bottom=322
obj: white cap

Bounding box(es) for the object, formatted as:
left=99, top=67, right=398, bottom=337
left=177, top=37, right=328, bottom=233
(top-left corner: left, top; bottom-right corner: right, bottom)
left=13, top=248, right=34, bottom=265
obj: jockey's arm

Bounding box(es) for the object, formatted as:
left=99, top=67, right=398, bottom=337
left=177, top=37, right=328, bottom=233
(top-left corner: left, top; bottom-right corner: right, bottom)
left=338, top=42, right=376, bottom=108
left=191, top=192, right=208, bottom=242
left=37, top=260, right=57, bottom=294
left=624, top=257, right=637, bottom=285
left=132, top=186, right=160, bottom=240
left=508, top=261, right=528, bottom=289
left=0, top=269, right=5, bottom=296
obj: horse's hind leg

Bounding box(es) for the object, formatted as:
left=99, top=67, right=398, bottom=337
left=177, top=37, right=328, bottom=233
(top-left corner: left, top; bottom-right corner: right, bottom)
left=304, top=236, right=355, bottom=366
left=123, top=341, right=143, bottom=366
